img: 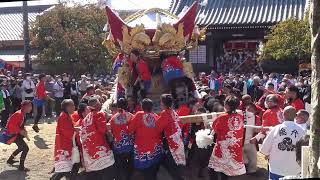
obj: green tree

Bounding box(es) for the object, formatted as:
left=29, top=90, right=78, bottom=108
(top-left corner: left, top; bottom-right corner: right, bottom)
left=30, top=4, right=112, bottom=74
left=259, top=18, right=311, bottom=62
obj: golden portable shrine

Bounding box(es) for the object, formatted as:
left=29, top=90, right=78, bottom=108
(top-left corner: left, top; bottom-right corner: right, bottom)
left=102, top=2, right=205, bottom=111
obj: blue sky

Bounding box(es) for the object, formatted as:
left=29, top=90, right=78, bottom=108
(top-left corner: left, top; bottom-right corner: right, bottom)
left=0, top=0, right=172, bottom=9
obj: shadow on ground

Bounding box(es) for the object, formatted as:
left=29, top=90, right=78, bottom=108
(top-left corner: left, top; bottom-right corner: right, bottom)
left=0, top=169, right=28, bottom=180
left=34, top=135, right=50, bottom=149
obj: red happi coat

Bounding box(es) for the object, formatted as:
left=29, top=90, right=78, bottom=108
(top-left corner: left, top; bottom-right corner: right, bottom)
left=6, top=110, right=24, bottom=135
left=177, top=104, right=191, bottom=145
left=208, top=113, right=246, bottom=176
left=109, top=110, right=134, bottom=154
left=157, top=109, right=186, bottom=165
left=79, top=111, right=115, bottom=172
left=54, top=112, right=75, bottom=172
left=128, top=111, right=163, bottom=169
left=73, top=113, right=84, bottom=163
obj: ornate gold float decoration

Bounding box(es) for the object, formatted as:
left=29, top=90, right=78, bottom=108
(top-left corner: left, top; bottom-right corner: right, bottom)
left=152, top=23, right=186, bottom=52
left=117, top=63, right=131, bottom=87
left=103, top=3, right=204, bottom=58
left=102, top=33, right=120, bottom=57
left=120, top=24, right=151, bottom=54
left=182, top=61, right=194, bottom=79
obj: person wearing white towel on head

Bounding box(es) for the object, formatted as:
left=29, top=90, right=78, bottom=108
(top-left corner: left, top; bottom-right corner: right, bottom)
left=260, top=106, right=305, bottom=180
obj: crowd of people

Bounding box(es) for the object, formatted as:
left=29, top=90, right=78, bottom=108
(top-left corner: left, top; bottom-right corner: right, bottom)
left=215, top=50, right=258, bottom=73
left=0, top=71, right=116, bottom=130
left=1, top=68, right=312, bottom=180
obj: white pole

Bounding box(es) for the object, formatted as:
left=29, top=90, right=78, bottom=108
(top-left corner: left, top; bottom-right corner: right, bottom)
left=301, top=146, right=310, bottom=178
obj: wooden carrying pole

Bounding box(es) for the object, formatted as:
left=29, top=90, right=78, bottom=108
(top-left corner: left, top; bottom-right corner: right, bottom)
left=179, top=110, right=242, bottom=124
left=179, top=110, right=272, bottom=130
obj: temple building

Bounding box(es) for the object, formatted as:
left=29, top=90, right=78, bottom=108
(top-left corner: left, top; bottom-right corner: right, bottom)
left=169, top=0, right=308, bottom=73
left=0, top=4, right=54, bottom=71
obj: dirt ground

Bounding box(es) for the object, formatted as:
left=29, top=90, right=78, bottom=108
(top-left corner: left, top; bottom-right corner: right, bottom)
left=0, top=120, right=268, bottom=180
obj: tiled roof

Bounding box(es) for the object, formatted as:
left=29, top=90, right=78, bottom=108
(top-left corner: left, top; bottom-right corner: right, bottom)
left=169, top=0, right=307, bottom=28
left=0, top=5, right=54, bottom=41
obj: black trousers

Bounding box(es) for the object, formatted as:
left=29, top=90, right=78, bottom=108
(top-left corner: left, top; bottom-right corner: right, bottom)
left=50, top=163, right=80, bottom=180
left=12, top=97, right=22, bottom=112
left=71, top=95, right=79, bottom=109
left=139, top=163, right=160, bottom=180
left=25, top=97, right=34, bottom=118
left=160, top=154, right=184, bottom=180
left=0, top=109, right=10, bottom=128
left=209, top=168, right=229, bottom=180
left=114, top=153, right=134, bottom=180
left=45, top=98, right=54, bottom=117
left=86, top=165, right=117, bottom=180
left=54, top=97, right=64, bottom=116
left=34, top=105, right=43, bottom=125
left=12, top=135, right=29, bottom=161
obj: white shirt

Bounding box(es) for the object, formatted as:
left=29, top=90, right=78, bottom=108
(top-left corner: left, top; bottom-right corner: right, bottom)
left=260, top=121, right=305, bottom=176
left=78, top=80, right=89, bottom=92
left=242, top=81, right=247, bottom=95
left=265, top=79, right=278, bottom=92
left=295, top=122, right=308, bottom=132
left=208, top=79, right=215, bottom=90
left=70, top=82, right=79, bottom=96
left=53, top=82, right=64, bottom=98
left=1, top=89, right=10, bottom=99
left=22, top=79, right=35, bottom=98
left=244, top=111, right=256, bottom=144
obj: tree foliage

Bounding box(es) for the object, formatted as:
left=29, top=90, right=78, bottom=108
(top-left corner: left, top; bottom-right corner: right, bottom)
left=30, top=4, right=111, bottom=74
left=259, top=18, right=311, bottom=62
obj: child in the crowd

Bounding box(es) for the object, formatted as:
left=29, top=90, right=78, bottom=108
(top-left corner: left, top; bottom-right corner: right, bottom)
left=295, top=110, right=309, bottom=132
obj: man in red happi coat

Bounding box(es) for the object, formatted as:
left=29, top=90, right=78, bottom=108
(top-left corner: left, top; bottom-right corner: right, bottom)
left=6, top=100, right=33, bottom=171
left=79, top=97, right=116, bottom=180
left=128, top=98, right=163, bottom=180
left=109, top=98, right=134, bottom=180
left=208, top=96, right=246, bottom=180
left=157, top=94, right=185, bottom=180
